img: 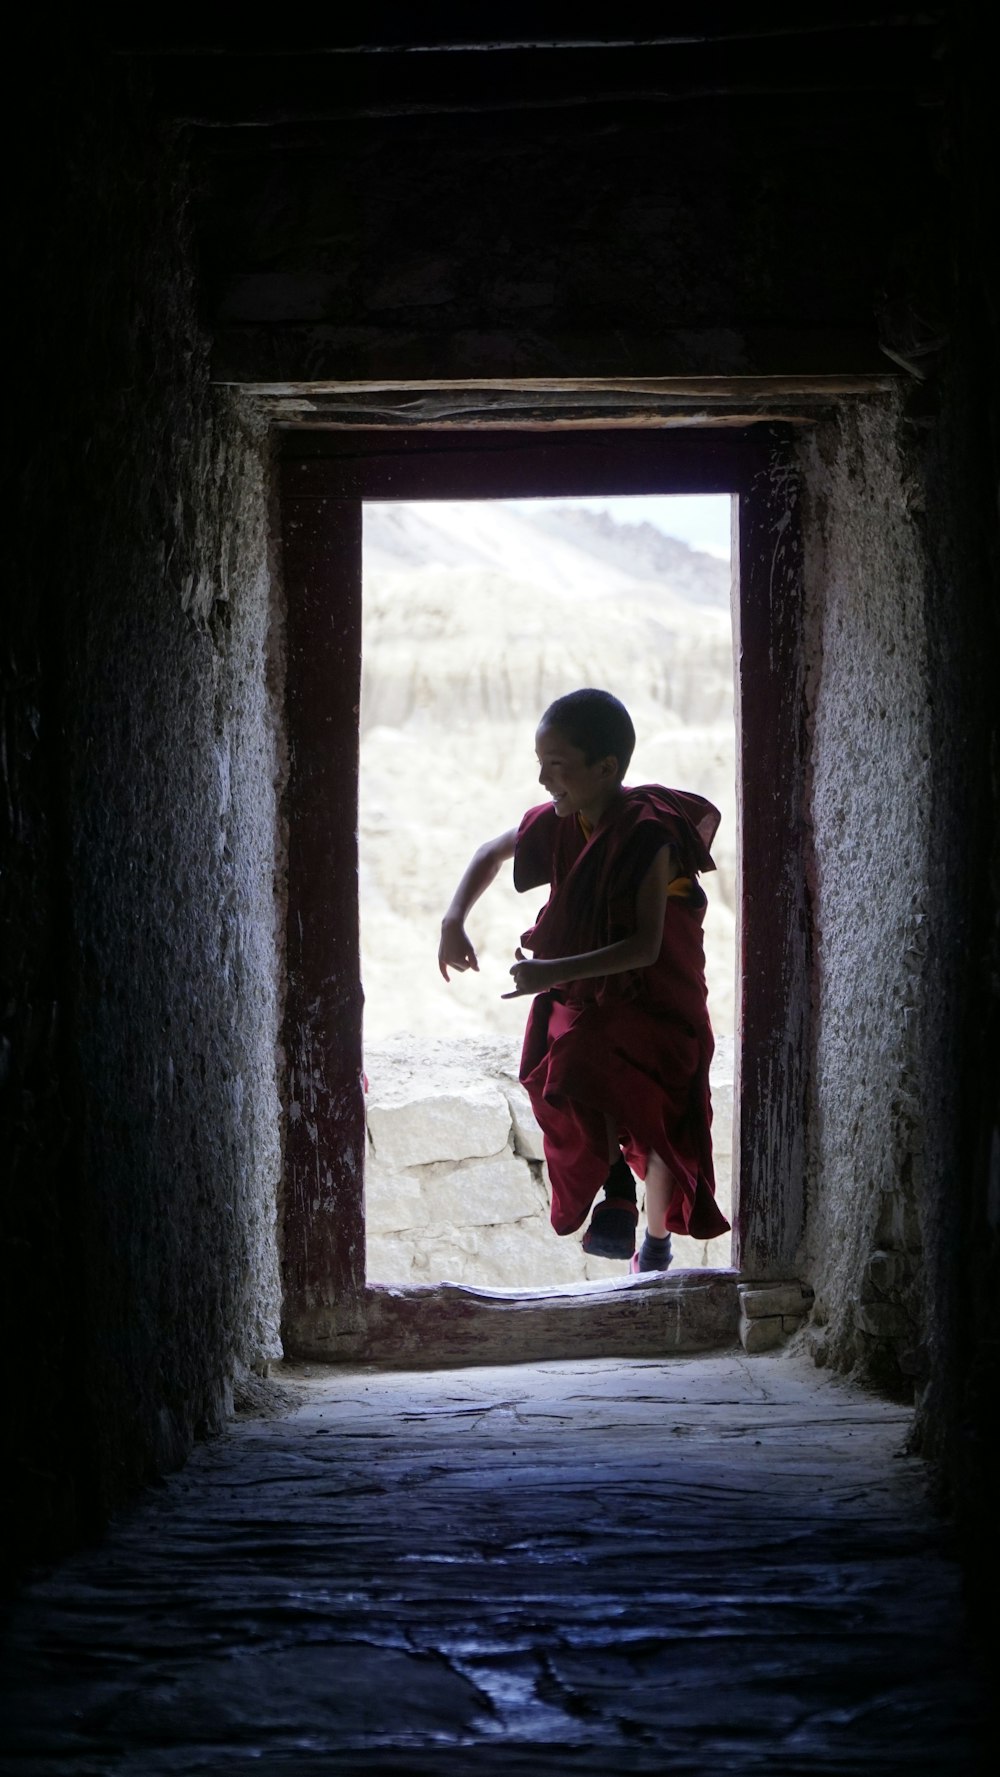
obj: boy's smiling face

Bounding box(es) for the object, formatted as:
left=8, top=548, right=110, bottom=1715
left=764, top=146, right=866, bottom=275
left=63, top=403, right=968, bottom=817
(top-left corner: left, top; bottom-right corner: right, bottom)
left=534, top=722, right=621, bottom=824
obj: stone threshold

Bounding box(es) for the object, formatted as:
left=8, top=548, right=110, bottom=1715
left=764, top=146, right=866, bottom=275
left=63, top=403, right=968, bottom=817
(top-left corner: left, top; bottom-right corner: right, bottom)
left=288, top=1269, right=748, bottom=1367
left=287, top=1272, right=815, bottom=1369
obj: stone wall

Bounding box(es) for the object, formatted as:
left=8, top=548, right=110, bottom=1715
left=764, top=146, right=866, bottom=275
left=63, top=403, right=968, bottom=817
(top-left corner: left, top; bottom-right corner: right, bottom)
left=799, top=396, right=932, bottom=1391
left=5, top=57, right=284, bottom=1570
left=365, top=1036, right=734, bottom=1287
left=201, top=58, right=932, bottom=387
left=797, top=310, right=999, bottom=1605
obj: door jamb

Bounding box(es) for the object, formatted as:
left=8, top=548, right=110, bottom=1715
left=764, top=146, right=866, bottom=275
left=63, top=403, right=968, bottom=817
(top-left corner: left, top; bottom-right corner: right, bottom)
left=277, top=425, right=808, bottom=1363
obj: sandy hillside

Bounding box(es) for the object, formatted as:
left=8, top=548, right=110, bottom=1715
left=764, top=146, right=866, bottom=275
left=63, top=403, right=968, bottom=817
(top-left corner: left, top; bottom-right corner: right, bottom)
left=360, top=500, right=737, bottom=1045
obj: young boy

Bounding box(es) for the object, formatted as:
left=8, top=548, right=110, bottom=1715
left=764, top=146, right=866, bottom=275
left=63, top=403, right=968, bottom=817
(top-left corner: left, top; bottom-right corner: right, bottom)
left=438, top=688, right=730, bottom=1271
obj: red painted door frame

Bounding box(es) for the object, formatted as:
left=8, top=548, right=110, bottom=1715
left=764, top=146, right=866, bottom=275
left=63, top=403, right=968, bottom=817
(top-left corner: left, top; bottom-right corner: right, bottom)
left=278, top=427, right=808, bottom=1362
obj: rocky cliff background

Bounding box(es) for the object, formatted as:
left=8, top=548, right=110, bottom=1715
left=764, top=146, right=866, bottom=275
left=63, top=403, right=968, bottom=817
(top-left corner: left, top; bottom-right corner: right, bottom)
left=360, top=499, right=737, bottom=1043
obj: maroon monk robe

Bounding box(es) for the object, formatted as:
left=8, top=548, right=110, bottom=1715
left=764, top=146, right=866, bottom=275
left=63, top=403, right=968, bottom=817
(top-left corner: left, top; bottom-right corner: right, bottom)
left=514, top=785, right=731, bottom=1244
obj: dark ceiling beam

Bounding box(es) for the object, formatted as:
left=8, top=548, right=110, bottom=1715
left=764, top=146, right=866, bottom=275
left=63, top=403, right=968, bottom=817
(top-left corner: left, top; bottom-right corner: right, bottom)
left=148, top=31, right=942, bottom=127
left=121, top=24, right=935, bottom=55
left=210, top=325, right=894, bottom=388
left=110, top=5, right=941, bottom=56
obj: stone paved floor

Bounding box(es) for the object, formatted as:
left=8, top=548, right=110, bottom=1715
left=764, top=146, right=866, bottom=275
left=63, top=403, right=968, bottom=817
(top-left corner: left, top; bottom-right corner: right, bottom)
left=0, top=1353, right=988, bottom=1774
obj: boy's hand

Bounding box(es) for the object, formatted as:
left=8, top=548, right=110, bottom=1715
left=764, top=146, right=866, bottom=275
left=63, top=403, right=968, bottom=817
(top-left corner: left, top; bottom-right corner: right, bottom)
left=502, top=947, right=557, bottom=998
left=439, top=917, right=479, bottom=981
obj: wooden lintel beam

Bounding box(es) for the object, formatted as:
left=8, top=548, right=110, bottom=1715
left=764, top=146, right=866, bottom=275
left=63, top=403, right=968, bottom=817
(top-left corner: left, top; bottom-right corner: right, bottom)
left=268, top=413, right=821, bottom=432
left=231, top=375, right=895, bottom=400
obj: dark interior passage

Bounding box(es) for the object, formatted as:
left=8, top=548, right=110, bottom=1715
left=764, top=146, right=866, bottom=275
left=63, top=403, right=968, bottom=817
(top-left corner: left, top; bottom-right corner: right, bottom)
left=1, top=1355, right=984, bottom=1772
left=4, top=16, right=997, bottom=1762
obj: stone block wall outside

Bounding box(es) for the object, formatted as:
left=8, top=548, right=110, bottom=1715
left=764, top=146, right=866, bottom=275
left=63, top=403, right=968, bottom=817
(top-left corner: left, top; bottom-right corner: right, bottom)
left=364, top=1035, right=734, bottom=1288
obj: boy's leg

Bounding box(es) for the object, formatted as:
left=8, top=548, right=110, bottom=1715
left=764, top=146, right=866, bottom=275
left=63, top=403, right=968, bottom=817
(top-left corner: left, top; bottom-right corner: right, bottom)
left=642, top=1150, right=670, bottom=1237
left=632, top=1149, right=673, bottom=1273
left=581, top=1116, right=638, bottom=1259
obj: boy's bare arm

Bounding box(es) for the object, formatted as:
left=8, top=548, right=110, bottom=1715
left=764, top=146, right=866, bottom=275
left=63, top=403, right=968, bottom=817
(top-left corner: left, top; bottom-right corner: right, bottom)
left=504, top=845, right=677, bottom=997
left=438, top=828, right=519, bottom=981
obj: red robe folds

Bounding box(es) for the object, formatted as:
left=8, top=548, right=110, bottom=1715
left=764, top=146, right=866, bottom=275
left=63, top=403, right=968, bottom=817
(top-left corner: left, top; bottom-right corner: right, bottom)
left=514, top=785, right=730, bottom=1243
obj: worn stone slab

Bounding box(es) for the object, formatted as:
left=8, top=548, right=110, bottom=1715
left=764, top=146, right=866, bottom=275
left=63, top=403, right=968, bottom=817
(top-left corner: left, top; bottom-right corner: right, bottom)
left=501, top=1078, right=546, bottom=1161
left=372, top=1218, right=594, bottom=1291
left=369, top=1219, right=592, bottom=1292
left=365, top=1150, right=543, bottom=1243
left=0, top=1355, right=984, bottom=1774
left=460, top=1219, right=590, bottom=1289
left=740, top=1311, right=786, bottom=1353
left=739, top=1283, right=813, bottom=1319
left=363, top=1158, right=425, bottom=1233
left=418, top=1150, right=544, bottom=1229
left=366, top=1075, right=511, bottom=1168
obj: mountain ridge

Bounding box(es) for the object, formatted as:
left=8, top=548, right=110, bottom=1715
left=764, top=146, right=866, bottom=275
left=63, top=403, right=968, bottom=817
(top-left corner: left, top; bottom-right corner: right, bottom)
left=363, top=499, right=731, bottom=610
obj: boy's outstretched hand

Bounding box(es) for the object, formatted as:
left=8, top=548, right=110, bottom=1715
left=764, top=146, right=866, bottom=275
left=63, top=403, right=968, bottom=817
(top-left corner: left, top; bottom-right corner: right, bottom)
left=502, top=947, right=557, bottom=999
left=438, top=917, right=479, bottom=981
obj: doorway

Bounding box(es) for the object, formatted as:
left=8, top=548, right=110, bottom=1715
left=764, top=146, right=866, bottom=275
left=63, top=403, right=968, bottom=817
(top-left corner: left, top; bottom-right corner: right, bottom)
left=359, top=492, right=736, bottom=1288
left=277, top=427, right=808, bottom=1362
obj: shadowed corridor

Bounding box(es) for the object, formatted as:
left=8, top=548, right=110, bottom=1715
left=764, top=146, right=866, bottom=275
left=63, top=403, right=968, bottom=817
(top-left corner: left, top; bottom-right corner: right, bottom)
left=6, top=17, right=998, bottom=1776
left=1, top=1354, right=985, bottom=1773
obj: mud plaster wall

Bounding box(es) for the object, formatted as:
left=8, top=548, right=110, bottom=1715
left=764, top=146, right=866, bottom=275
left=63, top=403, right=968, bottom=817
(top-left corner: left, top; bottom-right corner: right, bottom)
left=198, top=80, right=931, bottom=385
left=800, top=396, right=932, bottom=1394
left=5, top=61, right=283, bottom=1571
left=795, top=26, right=999, bottom=1590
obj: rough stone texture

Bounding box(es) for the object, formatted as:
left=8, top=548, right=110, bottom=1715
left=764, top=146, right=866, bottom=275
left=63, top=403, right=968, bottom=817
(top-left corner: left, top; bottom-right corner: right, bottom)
left=365, top=1060, right=512, bottom=1171
left=740, top=1284, right=813, bottom=1320
left=65, top=373, right=285, bottom=1456
left=5, top=57, right=284, bottom=1572
left=739, top=1313, right=786, bottom=1354
left=799, top=396, right=931, bottom=1394
left=737, top=1279, right=812, bottom=1353
left=366, top=1148, right=546, bottom=1235
left=797, top=345, right=999, bottom=1580
left=198, top=64, right=932, bottom=384
left=0, top=1356, right=984, bottom=1773
left=411, top=1151, right=544, bottom=1228
left=368, top=1219, right=588, bottom=1293
left=364, top=1037, right=735, bottom=1287
left=504, top=1079, right=546, bottom=1161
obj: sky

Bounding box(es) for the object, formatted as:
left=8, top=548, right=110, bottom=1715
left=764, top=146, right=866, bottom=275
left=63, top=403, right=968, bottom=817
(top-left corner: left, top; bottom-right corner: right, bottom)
left=506, top=494, right=732, bottom=559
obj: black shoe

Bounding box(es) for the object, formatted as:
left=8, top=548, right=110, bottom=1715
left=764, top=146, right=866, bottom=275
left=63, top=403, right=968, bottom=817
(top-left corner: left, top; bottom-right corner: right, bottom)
left=630, top=1233, right=673, bottom=1274
left=581, top=1197, right=639, bottom=1260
